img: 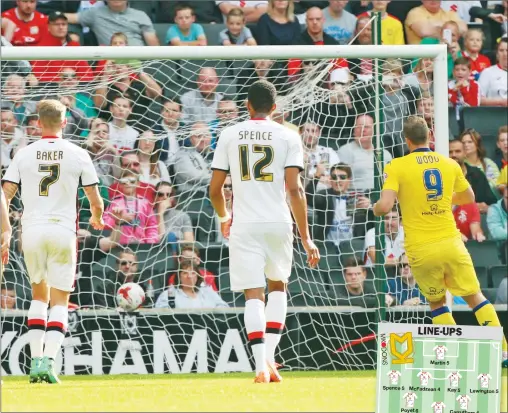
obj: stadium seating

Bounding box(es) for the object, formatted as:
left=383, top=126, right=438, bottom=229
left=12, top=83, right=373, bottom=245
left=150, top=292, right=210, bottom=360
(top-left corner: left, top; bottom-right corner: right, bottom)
left=466, top=240, right=502, bottom=267
left=463, top=107, right=507, bottom=137
left=475, top=266, right=489, bottom=288
left=490, top=266, right=507, bottom=289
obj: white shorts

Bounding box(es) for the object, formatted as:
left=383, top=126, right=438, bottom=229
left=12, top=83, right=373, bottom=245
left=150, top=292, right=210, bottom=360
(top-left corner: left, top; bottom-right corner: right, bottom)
left=228, top=222, right=293, bottom=292
left=22, top=224, right=77, bottom=292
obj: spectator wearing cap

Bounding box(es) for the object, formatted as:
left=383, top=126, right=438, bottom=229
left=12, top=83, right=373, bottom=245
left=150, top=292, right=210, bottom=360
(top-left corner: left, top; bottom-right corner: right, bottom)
left=65, top=0, right=159, bottom=46
left=31, top=12, right=95, bottom=83
left=134, top=130, right=171, bottom=187
left=1, top=0, right=48, bottom=46
left=217, top=0, right=268, bottom=23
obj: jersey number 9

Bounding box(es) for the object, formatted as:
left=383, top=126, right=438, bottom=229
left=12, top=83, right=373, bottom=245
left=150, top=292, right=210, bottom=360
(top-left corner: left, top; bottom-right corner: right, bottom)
left=39, top=164, right=60, bottom=196
left=239, top=145, right=274, bottom=182
left=423, top=168, right=443, bottom=201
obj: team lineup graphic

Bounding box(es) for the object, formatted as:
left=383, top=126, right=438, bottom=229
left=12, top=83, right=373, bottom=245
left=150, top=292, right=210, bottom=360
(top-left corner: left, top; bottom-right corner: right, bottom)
left=376, top=323, right=503, bottom=413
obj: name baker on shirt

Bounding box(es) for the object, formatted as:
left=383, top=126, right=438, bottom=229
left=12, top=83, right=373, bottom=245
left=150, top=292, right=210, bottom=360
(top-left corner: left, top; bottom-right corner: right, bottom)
left=239, top=131, right=273, bottom=140
left=37, top=151, right=64, bottom=161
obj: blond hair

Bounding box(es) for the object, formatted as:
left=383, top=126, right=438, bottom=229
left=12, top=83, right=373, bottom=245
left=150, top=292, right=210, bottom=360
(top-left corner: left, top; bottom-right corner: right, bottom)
left=403, top=116, right=429, bottom=145
left=37, top=100, right=66, bottom=130
left=465, top=28, right=485, bottom=42
left=268, top=0, right=295, bottom=22
left=383, top=58, right=404, bottom=75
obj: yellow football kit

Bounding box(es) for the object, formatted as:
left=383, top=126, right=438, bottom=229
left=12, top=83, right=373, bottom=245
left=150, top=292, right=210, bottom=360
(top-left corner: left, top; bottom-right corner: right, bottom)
left=382, top=148, right=481, bottom=301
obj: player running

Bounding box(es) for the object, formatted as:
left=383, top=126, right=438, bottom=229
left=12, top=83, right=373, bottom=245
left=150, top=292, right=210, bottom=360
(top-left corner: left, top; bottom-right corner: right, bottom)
left=210, top=80, right=320, bottom=383
left=2, top=100, right=105, bottom=384
left=373, top=116, right=508, bottom=368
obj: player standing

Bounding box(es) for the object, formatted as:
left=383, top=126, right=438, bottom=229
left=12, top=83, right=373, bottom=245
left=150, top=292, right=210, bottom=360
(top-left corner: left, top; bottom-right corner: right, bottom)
left=209, top=80, right=320, bottom=383
left=373, top=116, right=508, bottom=367
left=2, top=100, right=104, bottom=384
left=1, top=187, right=12, bottom=266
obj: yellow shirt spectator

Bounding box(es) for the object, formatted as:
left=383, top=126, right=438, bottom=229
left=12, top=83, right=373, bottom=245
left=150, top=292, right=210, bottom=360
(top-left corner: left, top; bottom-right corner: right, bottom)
left=358, top=11, right=404, bottom=45
left=497, top=165, right=507, bottom=187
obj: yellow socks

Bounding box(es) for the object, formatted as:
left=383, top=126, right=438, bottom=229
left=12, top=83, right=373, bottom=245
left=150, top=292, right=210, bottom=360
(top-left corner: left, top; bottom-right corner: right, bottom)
left=431, top=306, right=457, bottom=325
left=473, top=300, right=508, bottom=353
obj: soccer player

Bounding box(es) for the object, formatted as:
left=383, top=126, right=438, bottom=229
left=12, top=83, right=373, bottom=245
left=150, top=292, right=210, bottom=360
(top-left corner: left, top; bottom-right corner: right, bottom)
left=373, top=115, right=508, bottom=368
left=2, top=100, right=105, bottom=384
left=209, top=80, right=320, bottom=383
left=1, top=187, right=12, bottom=266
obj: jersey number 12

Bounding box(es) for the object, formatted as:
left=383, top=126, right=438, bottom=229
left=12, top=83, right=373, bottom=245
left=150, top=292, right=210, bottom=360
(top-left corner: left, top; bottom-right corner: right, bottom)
left=423, top=168, right=443, bottom=201
left=39, top=164, right=60, bottom=196
left=239, top=145, right=274, bottom=182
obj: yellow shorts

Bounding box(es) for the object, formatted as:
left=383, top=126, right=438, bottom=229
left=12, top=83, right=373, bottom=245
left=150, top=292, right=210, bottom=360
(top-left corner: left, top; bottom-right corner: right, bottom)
left=406, top=236, right=481, bottom=302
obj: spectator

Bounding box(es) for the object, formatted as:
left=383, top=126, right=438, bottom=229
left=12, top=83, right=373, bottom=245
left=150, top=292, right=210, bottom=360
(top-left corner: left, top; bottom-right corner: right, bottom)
left=416, top=96, right=435, bottom=150
left=1, top=0, right=48, bottom=46
left=155, top=259, right=228, bottom=309
left=470, top=1, right=508, bottom=41
left=387, top=254, right=427, bottom=306
left=306, top=163, right=371, bottom=243
left=181, top=67, right=223, bottom=125
left=271, top=97, right=299, bottom=132
left=107, top=95, right=140, bottom=150
left=92, top=249, right=141, bottom=308
left=65, top=0, right=159, bottom=46
left=154, top=97, right=183, bottom=166
left=58, top=67, right=97, bottom=119
left=460, top=129, right=501, bottom=190
left=301, top=122, right=340, bottom=189
left=453, top=202, right=486, bottom=243
left=31, top=12, right=95, bottom=83
left=255, top=0, right=301, bottom=46
left=174, top=122, right=212, bottom=195
left=216, top=0, right=268, bottom=23
left=1, top=74, right=36, bottom=125
left=404, top=58, right=434, bottom=97
left=165, top=4, right=207, bottom=46
left=496, top=278, right=507, bottom=304
left=0, top=285, right=17, bottom=310
left=330, top=256, right=379, bottom=308
left=358, top=0, right=404, bottom=45
left=134, top=130, right=171, bottom=187
left=0, top=109, right=27, bottom=169
left=494, top=125, right=508, bottom=170
left=479, top=38, right=508, bottom=107
left=168, top=243, right=218, bottom=291
left=337, top=114, right=393, bottom=191
left=103, top=170, right=160, bottom=244
left=364, top=206, right=405, bottom=267
left=24, top=114, right=42, bottom=142
left=348, top=16, right=373, bottom=80
left=77, top=178, right=110, bottom=230
left=84, top=118, right=117, bottom=185
left=109, top=150, right=157, bottom=204
left=449, top=139, right=497, bottom=212
left=93, top=32, right=142, bottom=78
left=463, top=28, right=491, bottom=81
left=158, top=1, right=223, bottom=24
left=210, top=99, right=239, bottom=150
left=322, top=0, right=357, bottom=45
left=94, top=61, right=162, bottom=128
left=448, top=57, right=481, bottom=111
left=58, top=94, right=89, bottom=141
left=154, top=181, right=194, bottom=243
left=0, top=35, right=36, bottom=86
left=1, top=13, right=17, bottom=43
left=441, top=1, right=483, bottom=23
left=237, top=59, right=288, bottom=102
left=219, top=8, right=257, bottom=46
left=487, top=172, right=507, bottom=263
left=404, top=0, right=467, bottom=45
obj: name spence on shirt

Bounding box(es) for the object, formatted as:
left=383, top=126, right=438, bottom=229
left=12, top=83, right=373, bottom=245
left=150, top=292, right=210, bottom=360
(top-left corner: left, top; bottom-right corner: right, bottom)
left=37, top=151, right=64, bottom=161
left=239, top=131, right=273, bottom=140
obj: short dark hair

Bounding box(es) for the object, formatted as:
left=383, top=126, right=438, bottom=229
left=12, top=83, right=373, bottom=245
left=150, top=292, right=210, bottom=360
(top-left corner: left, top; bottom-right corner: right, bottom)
left=498, top=37, right=507, bottom=51
left=175, top=4, right=194, bottom=16
left=453, top=57, right=471, bottom=69
left=403, top=116, right=429, bottom=145
left=24, top=114, right=39, bottom=126
left=449, top=138, right=464, bottom=147
left=179, top=243, right=200, bottom=257
left=343, top=255, right=364, bottom=271
left=248, top=80, right=277, bottom=113
left=330, top=163, right=352, bottom=178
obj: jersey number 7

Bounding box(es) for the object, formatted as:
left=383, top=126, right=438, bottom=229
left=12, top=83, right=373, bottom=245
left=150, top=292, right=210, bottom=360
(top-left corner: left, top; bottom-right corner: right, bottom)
left=239, top=145, right=274, bottom=182
left=39, top=164, right=60, bottom=196
left=423, top=168, right=443, bottom=201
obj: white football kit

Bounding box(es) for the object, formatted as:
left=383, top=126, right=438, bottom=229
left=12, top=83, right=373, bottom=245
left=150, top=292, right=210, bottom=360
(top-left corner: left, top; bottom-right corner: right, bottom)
left=3, top=137, right=98, bottom=291
left=211, top=118, right=304, bottom=291
left=417, top=371, right=432, bottom=386
left=433, top=345, right=447, bottom=360
left=403, top=392, right=417, bottom=408
left=456, top=395, right=471, bottom=410
left=477, top=373, right=492, bottom=388
left=387, top=370, right=402, bottom=385
left=448, top=372, right=462, bottom=388
left=431, top=401, right=445, bottom=413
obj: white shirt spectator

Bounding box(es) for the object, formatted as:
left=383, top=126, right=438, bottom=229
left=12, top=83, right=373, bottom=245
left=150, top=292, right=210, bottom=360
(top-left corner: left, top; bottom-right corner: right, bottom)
left=306, top=145, right=340, bottom=180
left=108, top=122, right=139, bottom=150
left=327, top=197, right=353, bottom=246
left=181, top=89, right=224, bottom=125
left=441, top=1, right=482, bottom=22
left=364, top=226, right=405, bottom=267
left=139, top=161, right=171, bottom=187
left=154, top=285, right=229, bottom=309
left=478, top=64, right=508, bottom=100
left=160, top=123, right=181, bottom=165
left=1, top=127, right=26, bottom=168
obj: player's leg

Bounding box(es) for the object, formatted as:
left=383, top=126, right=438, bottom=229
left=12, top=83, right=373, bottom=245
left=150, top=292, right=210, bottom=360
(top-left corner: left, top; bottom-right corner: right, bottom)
left=427, top=296, right=457, bottom=325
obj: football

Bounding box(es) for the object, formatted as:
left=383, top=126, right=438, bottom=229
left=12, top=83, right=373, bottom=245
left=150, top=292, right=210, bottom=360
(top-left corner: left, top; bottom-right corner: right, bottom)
left=116, top=282, right=145, bottom=312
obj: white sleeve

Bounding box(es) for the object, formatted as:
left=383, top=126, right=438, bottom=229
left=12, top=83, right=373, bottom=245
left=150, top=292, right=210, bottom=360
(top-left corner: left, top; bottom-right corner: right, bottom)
left=211, top=132, right=230, bottom=172
left=154, top=290, right=168, bottom=308
left=79, top=149, right=99, bottom=186
left=329, top=149, right=340, bottom=167
left=478, top=69, right=490, bottom=97
left=2, top=153, right=20, bottom=184
left=365, top=228, right=375, bottom=249
left=285, top=132, right=304, bottom=170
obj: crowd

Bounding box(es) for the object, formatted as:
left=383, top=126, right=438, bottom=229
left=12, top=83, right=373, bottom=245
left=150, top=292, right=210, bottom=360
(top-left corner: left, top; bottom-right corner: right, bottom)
left=0, top=0, right=507, bottom=312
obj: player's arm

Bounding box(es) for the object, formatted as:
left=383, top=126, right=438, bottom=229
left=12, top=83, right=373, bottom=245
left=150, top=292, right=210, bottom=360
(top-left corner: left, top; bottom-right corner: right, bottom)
left=83, top=185, right=105, bottom=230
left=209, top=170, right=230, bottom=237
left=452, top=187, right=475, bottom=206
left=373, top=162, right=398, bottom=217
left=0, top=187, right=13, bottom=265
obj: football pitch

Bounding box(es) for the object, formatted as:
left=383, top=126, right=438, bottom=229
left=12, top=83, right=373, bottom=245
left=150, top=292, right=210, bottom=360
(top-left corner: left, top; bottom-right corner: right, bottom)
left=2, top=371, right=507, bottom=412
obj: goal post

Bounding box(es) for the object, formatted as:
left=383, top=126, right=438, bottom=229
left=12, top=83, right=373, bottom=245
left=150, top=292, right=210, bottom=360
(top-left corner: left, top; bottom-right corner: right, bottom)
left=0, top=44, right=451, bottom=376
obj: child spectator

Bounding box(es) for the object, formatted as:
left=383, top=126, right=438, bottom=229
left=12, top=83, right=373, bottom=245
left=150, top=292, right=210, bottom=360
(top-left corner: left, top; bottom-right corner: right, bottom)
left=358, top=0, right=404, bottom=45
left=219, top=8, right=257, bottom=45
left=494, top=125, right=508, bottom=170
left=107, top=95, right=139, bottom=150
left=94, top=32, right=142, bottom=76
left=448, top=57, right=481, bottom=110
left=462, top=28, right=491, bottom=81
left=165, top=4, right=207, bottom=46
left=453, top=203, right=486, bottom=243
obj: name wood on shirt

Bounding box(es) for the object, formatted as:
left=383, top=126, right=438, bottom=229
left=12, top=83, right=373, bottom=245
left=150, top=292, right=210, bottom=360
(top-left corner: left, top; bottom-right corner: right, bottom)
left=36, top=151, right=64, bottom=161
left=416, top=155, right=440, bottom=164
left=239, top=131, right=273, bottom=140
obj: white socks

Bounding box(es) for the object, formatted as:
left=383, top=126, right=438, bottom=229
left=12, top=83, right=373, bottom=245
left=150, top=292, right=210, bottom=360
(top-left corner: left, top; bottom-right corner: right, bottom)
left=265, top=291, right=287, bottom=364
left=43, top=305, right=68, bottom=360
left=244, top=299, right=267, bottom=375
left=27, top=300, right=48, bottom=358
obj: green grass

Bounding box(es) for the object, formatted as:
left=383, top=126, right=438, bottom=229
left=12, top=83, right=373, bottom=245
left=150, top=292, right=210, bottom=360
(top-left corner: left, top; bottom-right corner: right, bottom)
left=2, top=371, right=507, bottom=412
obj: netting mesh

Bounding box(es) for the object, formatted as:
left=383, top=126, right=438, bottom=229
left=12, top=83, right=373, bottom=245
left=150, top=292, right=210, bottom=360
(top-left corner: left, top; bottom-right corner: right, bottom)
left=1, top=53, right=435, bottom=375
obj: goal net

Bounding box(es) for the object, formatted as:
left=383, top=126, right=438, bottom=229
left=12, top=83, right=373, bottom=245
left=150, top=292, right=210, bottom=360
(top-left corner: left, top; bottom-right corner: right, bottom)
left=0, top=44, right=448, bottom=376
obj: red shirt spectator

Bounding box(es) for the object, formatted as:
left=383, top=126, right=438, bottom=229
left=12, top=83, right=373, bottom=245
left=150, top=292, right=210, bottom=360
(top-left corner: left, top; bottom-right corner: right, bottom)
left=448, top=79, right=481, bottom=107
left=463, top=51, right=491, bottom=81
left=453, top=203, right=481, bottom=240
left=31, top=12, right=94, bottom=83
left=1, top=1, right=48, bottom=46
